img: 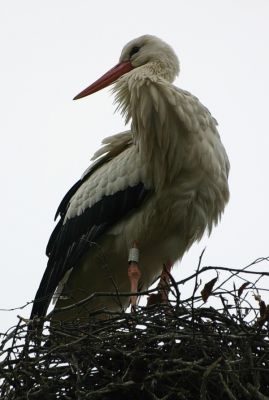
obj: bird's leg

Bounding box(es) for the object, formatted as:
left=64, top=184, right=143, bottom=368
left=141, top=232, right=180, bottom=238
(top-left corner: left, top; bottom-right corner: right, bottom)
left=158, top=261, right=173, bottom=304
left=128, top=242, right=141, bottom=312
left=147, top=261, right=173, bottom=306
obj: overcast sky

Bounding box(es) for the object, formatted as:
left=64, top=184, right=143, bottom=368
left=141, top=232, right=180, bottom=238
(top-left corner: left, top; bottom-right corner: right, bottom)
left=1, top=1, right=268, bottom=332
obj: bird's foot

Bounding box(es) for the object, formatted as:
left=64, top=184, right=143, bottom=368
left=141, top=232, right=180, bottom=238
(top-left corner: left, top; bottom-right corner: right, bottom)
left=128, top=242, right=141, bottom=312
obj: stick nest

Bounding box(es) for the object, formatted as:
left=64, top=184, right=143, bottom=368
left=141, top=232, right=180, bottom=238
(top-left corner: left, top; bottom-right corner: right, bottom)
left=1, top=257, right=269, bottom=399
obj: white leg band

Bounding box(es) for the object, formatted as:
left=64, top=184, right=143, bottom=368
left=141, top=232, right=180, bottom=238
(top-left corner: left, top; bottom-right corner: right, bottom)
left=128, top=247, right=140, bottom=263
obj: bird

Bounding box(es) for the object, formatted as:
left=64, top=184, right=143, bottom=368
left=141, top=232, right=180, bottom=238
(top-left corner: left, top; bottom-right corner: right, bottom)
left=30, top=34, right=230, bottom=322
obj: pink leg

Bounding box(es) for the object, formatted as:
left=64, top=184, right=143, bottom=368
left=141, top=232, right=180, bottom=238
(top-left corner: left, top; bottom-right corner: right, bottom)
left=147, top=261, right=173, bottom=306
left=128, top=242, right=141, bottom=311
left=158, top=261, right=173, bottom=303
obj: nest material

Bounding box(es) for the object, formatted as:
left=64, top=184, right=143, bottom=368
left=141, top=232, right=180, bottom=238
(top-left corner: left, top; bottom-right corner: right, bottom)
left=1, top=258, right=269, bottom=400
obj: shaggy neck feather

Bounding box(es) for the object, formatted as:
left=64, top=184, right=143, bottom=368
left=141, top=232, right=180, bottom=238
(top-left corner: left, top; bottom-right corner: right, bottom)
left=113, top=66, right=186, bottom=189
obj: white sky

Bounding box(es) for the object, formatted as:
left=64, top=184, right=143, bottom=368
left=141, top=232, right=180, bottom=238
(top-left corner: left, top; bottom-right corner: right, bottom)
left=1, top=1, right=269, bottom=332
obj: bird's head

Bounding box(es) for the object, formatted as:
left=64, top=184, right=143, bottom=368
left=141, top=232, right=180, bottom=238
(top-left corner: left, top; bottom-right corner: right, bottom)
left=73, top=35, right=180, bottom=100
left=119, top=35, right=180, bottom=82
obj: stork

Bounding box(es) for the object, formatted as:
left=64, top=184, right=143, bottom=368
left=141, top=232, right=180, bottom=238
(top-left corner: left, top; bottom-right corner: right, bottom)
left=30, top=35, right=229, bottom=322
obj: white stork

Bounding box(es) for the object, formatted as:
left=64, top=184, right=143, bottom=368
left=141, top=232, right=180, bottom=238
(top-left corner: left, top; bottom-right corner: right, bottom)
left=30, top=34, right=229, bottom=321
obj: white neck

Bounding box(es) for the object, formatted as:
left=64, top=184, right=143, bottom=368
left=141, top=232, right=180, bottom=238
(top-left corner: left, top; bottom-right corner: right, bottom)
left=113, top=66, right=186, bottom=189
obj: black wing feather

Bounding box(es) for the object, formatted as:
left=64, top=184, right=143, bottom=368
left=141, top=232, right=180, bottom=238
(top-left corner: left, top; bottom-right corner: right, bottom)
left=31, top=183, right=151, bottom=319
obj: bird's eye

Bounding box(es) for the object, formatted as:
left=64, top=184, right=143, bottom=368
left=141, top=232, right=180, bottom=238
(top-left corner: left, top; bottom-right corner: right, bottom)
left=129, top=46, right=140, bottom=58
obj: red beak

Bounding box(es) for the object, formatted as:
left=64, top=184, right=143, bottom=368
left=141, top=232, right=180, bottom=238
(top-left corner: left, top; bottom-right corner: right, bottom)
left=73, top=60, right=133, bottom=100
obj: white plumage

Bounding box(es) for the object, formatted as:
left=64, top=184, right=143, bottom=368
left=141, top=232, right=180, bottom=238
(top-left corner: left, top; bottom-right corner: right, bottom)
left=31, top=35, right=229, bottom=321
